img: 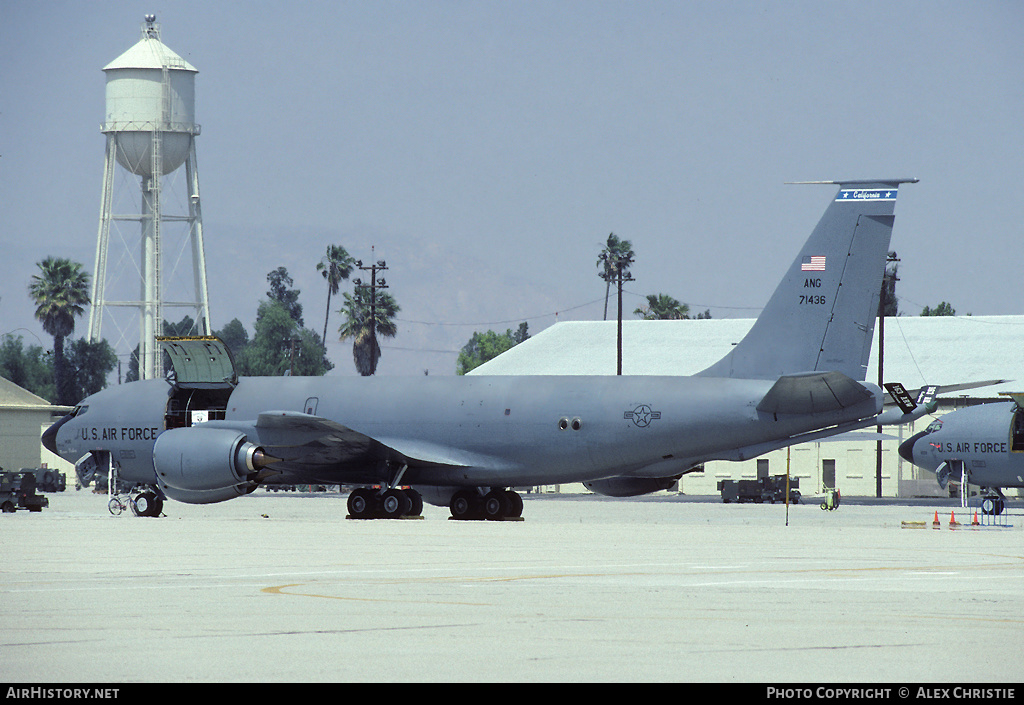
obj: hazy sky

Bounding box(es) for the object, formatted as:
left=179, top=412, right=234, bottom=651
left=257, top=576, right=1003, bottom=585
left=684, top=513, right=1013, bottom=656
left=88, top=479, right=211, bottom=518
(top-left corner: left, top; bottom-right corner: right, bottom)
left=2, top=1, right=1022, bottom=377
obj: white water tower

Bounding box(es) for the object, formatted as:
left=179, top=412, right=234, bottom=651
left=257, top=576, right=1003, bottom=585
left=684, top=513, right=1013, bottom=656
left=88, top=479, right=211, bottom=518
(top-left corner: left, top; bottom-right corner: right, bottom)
left=88, top=14, right=211, bottom=380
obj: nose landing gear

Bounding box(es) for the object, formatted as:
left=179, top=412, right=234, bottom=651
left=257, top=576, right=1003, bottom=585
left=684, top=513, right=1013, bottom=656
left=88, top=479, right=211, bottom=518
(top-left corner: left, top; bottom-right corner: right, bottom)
left=981, top=492, right=1006, bottom=516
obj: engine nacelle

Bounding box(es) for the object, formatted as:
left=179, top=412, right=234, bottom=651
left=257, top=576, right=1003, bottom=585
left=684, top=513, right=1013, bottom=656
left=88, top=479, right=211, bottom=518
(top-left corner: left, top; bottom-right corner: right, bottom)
left=583, top=475, right=681, bottom=497
left=157, top=482, right=255, bottom=505
left=153, top=427, right=265, bottom=495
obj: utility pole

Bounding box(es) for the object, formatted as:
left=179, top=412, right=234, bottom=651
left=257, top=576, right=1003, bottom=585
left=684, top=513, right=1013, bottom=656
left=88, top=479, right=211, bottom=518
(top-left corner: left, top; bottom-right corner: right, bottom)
left=876, top=251, right=899, bottom=497
left=353, top=249, right=388, bottom=375
left=288, top=336, right=299, bottom=376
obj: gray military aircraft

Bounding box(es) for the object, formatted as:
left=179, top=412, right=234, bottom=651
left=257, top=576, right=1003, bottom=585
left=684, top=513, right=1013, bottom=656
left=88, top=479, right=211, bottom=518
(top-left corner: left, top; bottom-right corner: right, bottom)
left=899, top=392, right=1024, bottom=515
left=43, top=178, right=921, bottom=520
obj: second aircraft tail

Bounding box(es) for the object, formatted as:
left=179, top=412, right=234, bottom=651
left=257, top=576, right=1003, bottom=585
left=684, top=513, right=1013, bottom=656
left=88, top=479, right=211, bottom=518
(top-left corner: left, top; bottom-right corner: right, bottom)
left=697, top=179, right=916, bottom=381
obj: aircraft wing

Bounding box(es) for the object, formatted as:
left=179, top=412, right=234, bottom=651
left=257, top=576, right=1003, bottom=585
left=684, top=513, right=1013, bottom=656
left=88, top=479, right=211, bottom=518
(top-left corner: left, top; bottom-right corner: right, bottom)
left=201, top=412, right=476, bottom=484
left=248, top=411, right=474, bottom=470
left=251, top=412, right=402, bottom=467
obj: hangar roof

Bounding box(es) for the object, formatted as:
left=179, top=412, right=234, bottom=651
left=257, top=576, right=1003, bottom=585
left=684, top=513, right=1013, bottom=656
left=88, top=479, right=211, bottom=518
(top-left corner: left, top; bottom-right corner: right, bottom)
left=0, top=376, right=70, bottom=412
left=470, top=315, right=1024, bottom=398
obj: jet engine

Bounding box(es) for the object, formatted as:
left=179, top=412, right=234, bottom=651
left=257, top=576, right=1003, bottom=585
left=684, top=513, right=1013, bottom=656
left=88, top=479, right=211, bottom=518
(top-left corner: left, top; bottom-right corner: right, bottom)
left=583, top=475, right=681, bottom=497
left=153, top=427, right=274, bottom=502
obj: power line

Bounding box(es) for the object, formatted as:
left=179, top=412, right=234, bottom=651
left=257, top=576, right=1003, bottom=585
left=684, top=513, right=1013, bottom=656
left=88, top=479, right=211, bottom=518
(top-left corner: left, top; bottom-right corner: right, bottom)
left=395, top=296, right=606, bottom=327
left=380, top=345, right=461, bottom=354
left=396, top=291, right=762, bottom=328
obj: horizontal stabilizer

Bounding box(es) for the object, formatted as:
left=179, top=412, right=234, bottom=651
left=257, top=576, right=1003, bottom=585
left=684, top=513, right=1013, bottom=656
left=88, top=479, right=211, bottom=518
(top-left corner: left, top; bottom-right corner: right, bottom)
left=757, top=371, right=874, bottom=415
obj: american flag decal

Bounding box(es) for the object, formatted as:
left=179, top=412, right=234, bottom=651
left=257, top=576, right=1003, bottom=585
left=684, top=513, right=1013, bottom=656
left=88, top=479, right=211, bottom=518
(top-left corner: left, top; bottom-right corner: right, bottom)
left=801, top=255, right=826, bottom=271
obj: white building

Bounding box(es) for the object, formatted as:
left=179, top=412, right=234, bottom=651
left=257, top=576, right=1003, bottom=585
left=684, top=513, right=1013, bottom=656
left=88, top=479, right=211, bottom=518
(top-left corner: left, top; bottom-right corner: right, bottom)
left=0, top=377, right=74, bottom=476
left=471, top=315, right=1024, bottom=498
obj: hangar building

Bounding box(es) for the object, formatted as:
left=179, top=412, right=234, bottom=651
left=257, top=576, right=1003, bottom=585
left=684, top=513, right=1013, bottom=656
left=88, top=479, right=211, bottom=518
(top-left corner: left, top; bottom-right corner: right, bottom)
left=471, top=315, right=1024, bottom=498
left=0, top=377, right=73, bottom=476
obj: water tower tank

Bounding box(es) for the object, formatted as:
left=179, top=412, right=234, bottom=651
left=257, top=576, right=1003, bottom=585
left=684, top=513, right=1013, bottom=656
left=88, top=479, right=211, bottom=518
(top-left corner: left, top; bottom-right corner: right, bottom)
left=102, top=17, right=198, bottom=176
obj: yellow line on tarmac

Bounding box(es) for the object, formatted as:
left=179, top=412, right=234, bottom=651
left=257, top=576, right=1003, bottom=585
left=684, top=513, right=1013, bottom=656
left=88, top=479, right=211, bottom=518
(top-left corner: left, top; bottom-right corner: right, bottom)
left=262, top=572, right=623, bottom=603
left=457, top=572, right=638, bottom=583
left=262, top=583, right=488, bottom=606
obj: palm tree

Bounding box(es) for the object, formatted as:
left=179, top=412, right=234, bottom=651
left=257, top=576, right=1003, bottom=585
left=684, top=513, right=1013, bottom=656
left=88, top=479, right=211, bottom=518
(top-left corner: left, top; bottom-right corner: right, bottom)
left=316, top=244, right=355, bottom=352
left=634, top=293, right=691, bottom=320
left=28, top=257, right=90, bottom=404
left=596, top=233, right=635, bottom=320
left=337, top=289, right=400, bottom=376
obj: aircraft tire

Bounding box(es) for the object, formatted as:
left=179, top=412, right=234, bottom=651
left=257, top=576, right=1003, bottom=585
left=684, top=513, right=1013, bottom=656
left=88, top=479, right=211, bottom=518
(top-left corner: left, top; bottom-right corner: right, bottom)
left=982, top=496, right=1005, bottom=516
left=133, top=491, right=162, bottom=517
left=381, top=489, right=412, bottom=519
left=403, top=488, right=423, bottom=516
left=450, top=490, right=482, bottom=520
left=483, top=490, right=510, bottom=520
left=505, top=490, right=523, bottom=518
left=348, top=488, right=377, bottom=519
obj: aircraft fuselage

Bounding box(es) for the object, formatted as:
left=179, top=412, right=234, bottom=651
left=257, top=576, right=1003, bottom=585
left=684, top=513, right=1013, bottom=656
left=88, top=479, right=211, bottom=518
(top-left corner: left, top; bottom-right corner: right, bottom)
left=49, top=373, right=882, bottom=491
left=41, top=178, right=915, bottom=518
left=899, top=401, right=1024, bottom=490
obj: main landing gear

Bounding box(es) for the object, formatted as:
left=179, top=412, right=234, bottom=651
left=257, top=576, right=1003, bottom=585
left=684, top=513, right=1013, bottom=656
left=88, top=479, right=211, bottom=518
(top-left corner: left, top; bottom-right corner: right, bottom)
left=449, top=488, right=524, bottom=521
left=345, top=486, right=525, bottom=521
left=347, top=462, right=426, bottom=520
left=347, top=487, right=424, bottom=520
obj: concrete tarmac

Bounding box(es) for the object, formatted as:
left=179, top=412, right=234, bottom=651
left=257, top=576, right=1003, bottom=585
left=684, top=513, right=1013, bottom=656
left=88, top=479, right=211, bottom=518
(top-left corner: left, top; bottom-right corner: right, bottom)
left=2, top=489, right=1021, bottom=683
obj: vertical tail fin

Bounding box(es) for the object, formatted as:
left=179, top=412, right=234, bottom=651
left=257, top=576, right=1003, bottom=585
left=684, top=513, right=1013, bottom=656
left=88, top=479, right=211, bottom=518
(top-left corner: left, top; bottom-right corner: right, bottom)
left=697, top=179, right=916, bottom=381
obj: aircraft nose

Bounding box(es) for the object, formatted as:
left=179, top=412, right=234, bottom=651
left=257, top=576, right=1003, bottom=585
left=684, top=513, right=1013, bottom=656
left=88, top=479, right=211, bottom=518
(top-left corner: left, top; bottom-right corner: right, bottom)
left=898, top=430, right=926, bottom=464
left=41, top=412, right=72, bottom=455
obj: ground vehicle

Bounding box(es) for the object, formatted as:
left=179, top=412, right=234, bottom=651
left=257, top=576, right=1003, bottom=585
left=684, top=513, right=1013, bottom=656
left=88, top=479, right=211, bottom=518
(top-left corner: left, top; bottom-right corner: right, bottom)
left=0, top=471, right=49, bottom=512
left=21, top=467, right=65, bottom=492
left=718, top=475, right=800, bottom=504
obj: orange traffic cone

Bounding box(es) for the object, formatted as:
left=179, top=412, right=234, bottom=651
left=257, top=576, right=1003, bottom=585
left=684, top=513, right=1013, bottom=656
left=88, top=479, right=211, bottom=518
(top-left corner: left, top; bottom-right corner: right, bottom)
left=972, top=511, right=980, bottom=526
left=949, top=511, right=959, bottom=527
left=932, top=511, right=940, bottom=528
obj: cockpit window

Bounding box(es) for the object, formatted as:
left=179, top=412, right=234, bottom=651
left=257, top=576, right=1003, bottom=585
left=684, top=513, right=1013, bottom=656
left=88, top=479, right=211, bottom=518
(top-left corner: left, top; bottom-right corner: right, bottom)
left=924, top=419, right=942, bottom=434
left=73, top=405, right=88, bottom=417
